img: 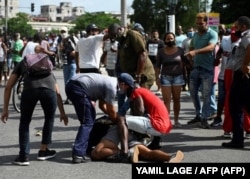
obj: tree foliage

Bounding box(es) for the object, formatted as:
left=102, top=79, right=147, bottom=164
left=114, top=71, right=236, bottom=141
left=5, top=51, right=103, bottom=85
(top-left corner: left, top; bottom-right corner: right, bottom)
left=130, top=0, right=206, bottom=37
left=211, top=0, right=250, bottom=24
left=73, top=12, right=120, bottom=32
left=5, top=13, right=35, bottom=37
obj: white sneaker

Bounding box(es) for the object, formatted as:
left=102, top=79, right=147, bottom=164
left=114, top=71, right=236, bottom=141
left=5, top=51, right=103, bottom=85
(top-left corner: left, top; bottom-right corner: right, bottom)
left=245, top=132, right=250, bottom=139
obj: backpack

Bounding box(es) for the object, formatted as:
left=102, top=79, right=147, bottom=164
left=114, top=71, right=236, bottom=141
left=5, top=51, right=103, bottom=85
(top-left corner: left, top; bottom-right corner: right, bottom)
left=24, top=53, right=53, bottom=77
left=86, top=115, right=114, bottom=154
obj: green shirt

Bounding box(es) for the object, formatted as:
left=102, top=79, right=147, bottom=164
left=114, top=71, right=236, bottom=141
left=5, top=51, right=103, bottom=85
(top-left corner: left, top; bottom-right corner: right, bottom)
left=12, top=39, right=24, bottom=63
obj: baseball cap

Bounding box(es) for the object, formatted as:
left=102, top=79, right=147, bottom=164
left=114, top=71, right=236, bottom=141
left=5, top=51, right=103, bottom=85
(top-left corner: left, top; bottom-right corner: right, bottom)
left=118, top=73, right=135, bottom=88
left=86, top=24, right=99, bottom=33
left=60, top=26, right=68, bottom=33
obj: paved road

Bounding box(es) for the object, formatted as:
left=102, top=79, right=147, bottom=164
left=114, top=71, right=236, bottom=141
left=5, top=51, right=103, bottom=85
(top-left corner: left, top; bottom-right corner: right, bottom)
left=0, top=68, right=249, bottom=179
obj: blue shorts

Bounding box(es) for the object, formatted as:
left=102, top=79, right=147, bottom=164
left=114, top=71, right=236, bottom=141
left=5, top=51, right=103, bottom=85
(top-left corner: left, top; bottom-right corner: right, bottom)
left=160, top=74, right=185, bottom=86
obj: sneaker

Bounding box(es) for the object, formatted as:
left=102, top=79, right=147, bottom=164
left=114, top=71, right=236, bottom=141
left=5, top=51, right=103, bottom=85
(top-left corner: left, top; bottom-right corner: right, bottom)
left=245, top=132, right=250, bottom=139
left=72, top=155, right=91, bottom=164
left=13, top=156, right=30, bottom=166
left=210, top=117, right=223, bottom=127
left=200, top=119, right=210, bottom=129
left=37, top=149, right=56, bottom=161
left=174, top=122, right=182, bottom=128
left=168, top=150, right=184, bottom=163
left=129, top=145, right=139, bottom=163
left=35, top=130, right=42, bottom=136
left=155, top=91, right=162, bottom=96
left=223, top=132, right=232, bottom=138
left=106, top=152, right=130, bottom=163
left=187, top=115, right=201, bottom=125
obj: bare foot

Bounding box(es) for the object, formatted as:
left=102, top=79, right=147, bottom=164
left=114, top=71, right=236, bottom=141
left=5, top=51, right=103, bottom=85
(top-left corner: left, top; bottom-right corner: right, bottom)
left=169, top=150, right=184, bottom=163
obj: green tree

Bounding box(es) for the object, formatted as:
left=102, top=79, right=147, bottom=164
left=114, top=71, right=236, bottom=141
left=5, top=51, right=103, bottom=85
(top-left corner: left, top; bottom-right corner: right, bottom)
left=130, top=0, right=201, bottom=36
left=73, top=12, right=120, bottom=32
left=211, top=0, right=250, bottom=24
left=5, top=13, right=35, bottom=37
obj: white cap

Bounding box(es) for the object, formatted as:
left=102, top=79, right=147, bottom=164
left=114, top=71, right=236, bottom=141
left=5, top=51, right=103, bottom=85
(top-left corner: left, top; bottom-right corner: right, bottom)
left=60, top=26, right=68, bottom=32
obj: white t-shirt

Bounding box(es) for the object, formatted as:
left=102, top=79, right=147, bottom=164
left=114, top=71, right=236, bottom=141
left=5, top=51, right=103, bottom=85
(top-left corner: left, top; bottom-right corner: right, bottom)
left=0, top=42, right=4, bottom=61
left=21, top=41, right=39, bottom=59
left=75, top=34, right=104, bottom=69
left=219, top=35, right=240, bottom=80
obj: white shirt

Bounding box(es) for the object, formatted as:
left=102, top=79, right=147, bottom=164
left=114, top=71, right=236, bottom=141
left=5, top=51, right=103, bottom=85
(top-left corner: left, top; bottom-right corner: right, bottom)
left=218, top=35, right=241, bottom=80
left=103, top=40, right=118, bottom=70
left=0, top=42, right=4, bottom=61
left=21, top=41, right=39, bottom=59
left=75, top=34, right=104, bottom=69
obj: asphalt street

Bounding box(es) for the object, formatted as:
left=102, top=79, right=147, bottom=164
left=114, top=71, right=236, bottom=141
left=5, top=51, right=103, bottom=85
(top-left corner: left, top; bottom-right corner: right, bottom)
left=0, top=68, right=249, bottom=179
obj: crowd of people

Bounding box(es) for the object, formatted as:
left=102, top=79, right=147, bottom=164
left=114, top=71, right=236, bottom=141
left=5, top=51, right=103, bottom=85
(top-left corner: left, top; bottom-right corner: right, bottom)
left=1, top=13, right=250, bottom=166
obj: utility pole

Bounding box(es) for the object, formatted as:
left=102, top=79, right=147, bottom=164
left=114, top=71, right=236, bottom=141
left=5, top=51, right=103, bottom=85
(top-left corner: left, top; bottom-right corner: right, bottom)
left=121, top=0, right=127, bottom=27
left=4, top=0, right=8, bottom=36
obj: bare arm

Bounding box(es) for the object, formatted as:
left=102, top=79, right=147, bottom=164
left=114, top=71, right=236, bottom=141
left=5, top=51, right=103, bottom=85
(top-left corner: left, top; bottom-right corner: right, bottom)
left=1, top=73, right=19, bottom=123
left=185, top=43, right=216, bottom=59
left=55, top=83, right=68, bottom=126
left=98, top=100, right=117, bottom=121
left=130, top=96, right=145, bottom=116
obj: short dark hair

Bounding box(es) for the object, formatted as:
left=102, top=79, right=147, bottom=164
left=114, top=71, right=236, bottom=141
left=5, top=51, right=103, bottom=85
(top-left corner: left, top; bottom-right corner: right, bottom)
left=196, top=12, right=208, bottom=22
left=163, top=32, right=176, bottom=41
left=237, top=16, right=250, bottom=29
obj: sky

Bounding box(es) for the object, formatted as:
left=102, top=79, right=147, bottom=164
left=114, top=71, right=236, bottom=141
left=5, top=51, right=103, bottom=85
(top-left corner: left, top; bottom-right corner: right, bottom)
left=18, top=0, right=134, bottom=15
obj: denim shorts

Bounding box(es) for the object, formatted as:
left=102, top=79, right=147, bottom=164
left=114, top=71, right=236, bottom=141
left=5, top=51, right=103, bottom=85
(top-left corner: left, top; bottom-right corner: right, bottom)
left=160, top=74, right=185, bottom=86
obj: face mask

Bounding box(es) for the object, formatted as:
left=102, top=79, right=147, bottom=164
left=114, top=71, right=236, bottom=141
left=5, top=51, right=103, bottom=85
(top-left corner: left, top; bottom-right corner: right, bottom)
left=231, top=33, right=240, bottom=42
left=61, top=33, right=68, bottom=39
left=235, top=30, right=242, bottom=38
left=165, top=41, right=176, bottom=47
left=187, top=32, right=194, bottom=38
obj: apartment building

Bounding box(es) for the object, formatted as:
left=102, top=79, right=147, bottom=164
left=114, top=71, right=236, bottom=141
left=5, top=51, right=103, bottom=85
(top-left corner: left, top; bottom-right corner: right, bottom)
left=0, top=0, right=18, bottom=18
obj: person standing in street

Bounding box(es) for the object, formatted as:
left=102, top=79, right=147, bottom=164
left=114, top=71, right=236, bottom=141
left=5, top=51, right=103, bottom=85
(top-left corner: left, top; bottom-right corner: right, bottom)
left=155, top=32, right=186, bottom=128
left=222, top=16, right=250, bottom=149
left=11, top=33, right=23, bottom=67
left=60, top=27, right=79, bottom=104
left=147, top=29, right=165, bottom=95
left=75, top=24, right=108, bottom=74
left=185, top=12, right=218, bottom=129
left=1, top=44, right=68, bottom=166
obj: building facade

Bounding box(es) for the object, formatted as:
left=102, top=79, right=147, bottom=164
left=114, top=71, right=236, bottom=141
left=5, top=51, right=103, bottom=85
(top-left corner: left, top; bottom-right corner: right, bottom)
left=40, top=2, right=85, bottom=22
left=0, top=0, right=18, bottom=18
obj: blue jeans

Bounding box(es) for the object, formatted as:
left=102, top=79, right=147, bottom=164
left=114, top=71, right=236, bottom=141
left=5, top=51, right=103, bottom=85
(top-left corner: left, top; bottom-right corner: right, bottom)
left=229, top=70, right=250, bottom=144
left=65, top=80, right=96, bottom=156
left=19, top=88, right=57, bottom=157
left=210, top=82, right=217, bottom=115
left=63, top=63, right=76, bottom=85
left=189, top=67, right=215, bottom=119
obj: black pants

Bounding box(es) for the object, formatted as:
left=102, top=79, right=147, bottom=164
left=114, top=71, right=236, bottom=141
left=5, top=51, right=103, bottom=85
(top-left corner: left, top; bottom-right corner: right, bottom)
left=229, top=70, right=250, bottom=144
